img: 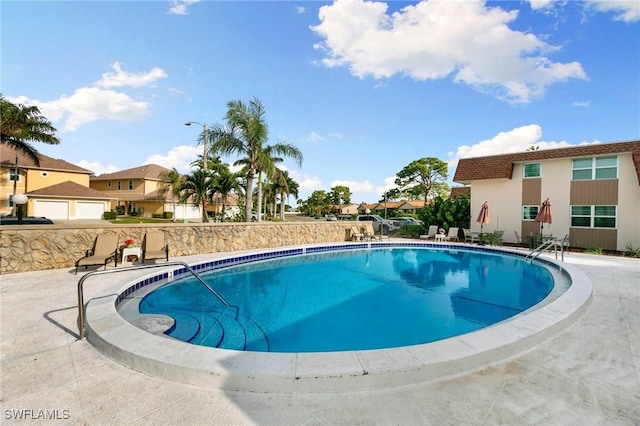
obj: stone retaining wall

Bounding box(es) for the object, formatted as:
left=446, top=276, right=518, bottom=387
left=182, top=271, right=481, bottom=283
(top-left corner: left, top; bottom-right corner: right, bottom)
left=0, top=222, right=352, bottom=274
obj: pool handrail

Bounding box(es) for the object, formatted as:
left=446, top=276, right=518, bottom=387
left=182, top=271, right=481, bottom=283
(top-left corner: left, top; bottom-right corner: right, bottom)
left=77, top=261, right=234, bottom=339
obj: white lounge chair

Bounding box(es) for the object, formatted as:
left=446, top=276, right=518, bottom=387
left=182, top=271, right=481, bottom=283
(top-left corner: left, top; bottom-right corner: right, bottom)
left=420, top=225, right=438, bottom=240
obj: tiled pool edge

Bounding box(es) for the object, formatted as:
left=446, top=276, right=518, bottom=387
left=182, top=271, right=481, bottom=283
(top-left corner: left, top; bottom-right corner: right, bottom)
left=85, top=242, right=593, bottom=393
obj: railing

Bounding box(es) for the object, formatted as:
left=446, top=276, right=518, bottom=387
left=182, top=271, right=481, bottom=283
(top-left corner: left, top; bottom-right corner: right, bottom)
left=526, top=237, right=566, bottom=262
left=77, top=261, right=235, bottom=339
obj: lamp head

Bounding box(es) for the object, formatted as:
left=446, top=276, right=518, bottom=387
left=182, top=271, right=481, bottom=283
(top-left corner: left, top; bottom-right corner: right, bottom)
left=12, top=194, right=28, bottom=205
left=184, top=122, right=192, bottom=126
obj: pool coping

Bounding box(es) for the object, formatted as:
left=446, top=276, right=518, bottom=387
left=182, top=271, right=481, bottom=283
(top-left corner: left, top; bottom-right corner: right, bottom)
left=84, top=242, right=593, bottom=393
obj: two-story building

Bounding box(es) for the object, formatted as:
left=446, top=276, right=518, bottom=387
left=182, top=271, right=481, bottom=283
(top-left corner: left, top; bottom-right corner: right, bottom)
left=453, top=140, right=640, bottom=251
left=0, top=145, right=113, bottom=220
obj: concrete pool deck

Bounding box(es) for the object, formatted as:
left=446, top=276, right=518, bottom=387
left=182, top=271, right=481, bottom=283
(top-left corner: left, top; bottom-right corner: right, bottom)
left=1, top=244, right=638, bottom=424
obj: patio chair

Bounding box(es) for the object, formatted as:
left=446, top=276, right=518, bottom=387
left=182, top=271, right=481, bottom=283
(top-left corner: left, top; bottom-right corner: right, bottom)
left=419, top=225, right=438, bottom=240
left=350, top=226, right=364, bottom=241
left=75, top=233, right=119, bottom=274
left=464, top=228, right=479, bottom=244
left=142, top=231, right=169, bottom=263
left=363, top=223, right=383, bottom=241
left=446, top=227, right=459, bottom=242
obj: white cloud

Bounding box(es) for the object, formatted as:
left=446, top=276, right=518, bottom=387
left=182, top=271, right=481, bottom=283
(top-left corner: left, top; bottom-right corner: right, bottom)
left=296, top=6, right=307, bottom=14
left=10, top=63, right=166, bottom=132
left=572, top=100, right=590, bottom=108
left=168, top=0, right=200, bottom=15
left=586, top=0, right=640, bottom=22
left=528, top=0, right=558, bottom=10
left=311, top=0, right=587, bottom=104
left=447, top=124, right=584, bottom=169
left=11, top=88, right=150, bottom=132
left=144, top=145, right=202, bottom=173
left=97, top=62, right=167, bottom=88
left=75, top=160, right=120, bottom=176
left=307, top=131, right=325, bottom=142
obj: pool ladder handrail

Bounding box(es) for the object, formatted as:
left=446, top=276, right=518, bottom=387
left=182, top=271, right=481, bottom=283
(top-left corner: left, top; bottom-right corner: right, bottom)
left=526, top=238, right=565, bottom=262
left=77, top=261, right=236, bottom=340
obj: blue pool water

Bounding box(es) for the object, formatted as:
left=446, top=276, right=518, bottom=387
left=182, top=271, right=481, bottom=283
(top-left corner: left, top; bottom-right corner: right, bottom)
left=139, top=248, right=554, bottom=353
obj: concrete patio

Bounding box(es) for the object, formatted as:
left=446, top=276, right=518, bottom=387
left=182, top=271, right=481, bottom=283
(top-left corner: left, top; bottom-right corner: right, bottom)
left=1, top=248, right=638, bottom=425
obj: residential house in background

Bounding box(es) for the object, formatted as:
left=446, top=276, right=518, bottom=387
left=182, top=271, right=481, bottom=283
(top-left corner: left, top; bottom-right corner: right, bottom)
left=90, top=164, right=201, bottom=220
left=454, top=140, right=640, bottom=251
left=0, top=145, right=112, bottom=220
left=331, top=203, right=359, bottom=216
left=450, top=186, right=471, bottom=199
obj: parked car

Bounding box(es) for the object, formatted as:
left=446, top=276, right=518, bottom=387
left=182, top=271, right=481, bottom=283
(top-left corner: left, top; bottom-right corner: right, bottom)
left=0, top=216, right=54, bottom=225
left=355, top=215, right=399, bottom=233
left=325, top=214, right=337, bottom=221
left=390, top=217, right=424, bottom=227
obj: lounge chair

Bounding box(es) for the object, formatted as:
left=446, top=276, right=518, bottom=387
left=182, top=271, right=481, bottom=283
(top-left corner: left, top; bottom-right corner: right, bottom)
left=419, top=225, right=438, bottom=240
left=142, top=231, right=169, bottom=263
left=363, top=223, right=383, bottom=241
left=446, top=227, right=459, bottom=242
left=350, top=226, right=364, bottom=241
left=75, top=233, right=119, bottom=274
left=464, top=228, right=479, bottom=244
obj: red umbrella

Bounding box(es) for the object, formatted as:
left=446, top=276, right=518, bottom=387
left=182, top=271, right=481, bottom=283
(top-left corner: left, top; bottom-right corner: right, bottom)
left=476, top=201, right=490, bottom=235
left=535, top=198, right=552, bottom=232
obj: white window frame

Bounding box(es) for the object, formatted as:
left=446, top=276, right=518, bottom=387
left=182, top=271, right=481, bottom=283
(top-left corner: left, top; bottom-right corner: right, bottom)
left=128, top=180, right=134, bottom=191
left=522, top=205, right=539, bottom=221
left=570, top=205, right=617, bottom=229
left=523, top=163, right=541, bottom=178
left=572, top=156, right=618, bottom=181
left=117, top=181, right=121, bottom=191
left=8, top=168, right=21, bottom=182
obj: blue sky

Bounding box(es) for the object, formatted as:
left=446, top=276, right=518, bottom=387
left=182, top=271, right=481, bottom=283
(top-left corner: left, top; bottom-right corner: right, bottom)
left=3, top=0, right=639, bottom=205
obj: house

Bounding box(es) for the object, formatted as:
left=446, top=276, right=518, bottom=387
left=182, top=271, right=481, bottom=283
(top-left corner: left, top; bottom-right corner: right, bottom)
left=90, top=164, right=201, bottom=220
left=453, top=140, right=640, bottom=251
left=0, top=145, right=113, bottom=220
left=450, top=186, right=470, bottom=199
left=331, top=203, right=359, bottom=216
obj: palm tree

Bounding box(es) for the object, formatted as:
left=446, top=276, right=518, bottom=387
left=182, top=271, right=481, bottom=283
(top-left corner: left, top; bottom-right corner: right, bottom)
left=1, top=95, right=60, bottom=166
left=270, top=168, right=290, bottom=221
left=158, top=168, right=183, bottom=222
left=211, top=98, right=303, bottom=222
left=211, top=165, right=243, bottom=221
left=179, top=169, right=213, bottom=222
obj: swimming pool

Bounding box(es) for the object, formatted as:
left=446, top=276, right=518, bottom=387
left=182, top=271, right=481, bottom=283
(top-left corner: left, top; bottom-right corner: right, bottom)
left=138, top=247, right=555, bottom=352
left=88, top=242, right=591, bottom=392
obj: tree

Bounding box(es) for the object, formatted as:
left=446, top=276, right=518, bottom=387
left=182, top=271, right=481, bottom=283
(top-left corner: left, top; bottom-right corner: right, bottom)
left=211, top=98, right=303, bottom=222
left=417, top=195, right=471, bottom=231
left=305, top=190, right=332, bottom=216
left=329, top=185, right=351, bottom=205
left=1, top=95, right=60, bottom=166
left=210, top=164, right=243, bottom=222
left=158, top=168, right=183, bottom=222
left=179, top=169, right=214, bottom=222
left=394, top=157, right=450, bottom=207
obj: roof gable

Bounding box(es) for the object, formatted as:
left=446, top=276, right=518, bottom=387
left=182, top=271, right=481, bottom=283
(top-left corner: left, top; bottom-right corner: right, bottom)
left=0, top=145, right=92, bottom=174
left=26, top=181, right=115, bottom=200
left=91, top=164, right=173, bottom=181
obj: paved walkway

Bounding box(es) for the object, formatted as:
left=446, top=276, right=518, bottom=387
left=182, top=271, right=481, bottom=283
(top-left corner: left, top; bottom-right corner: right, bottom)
left=1, top=250, right=638, bottom=425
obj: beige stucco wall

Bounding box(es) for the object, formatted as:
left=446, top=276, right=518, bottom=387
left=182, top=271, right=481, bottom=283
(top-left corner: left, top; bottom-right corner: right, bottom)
left=0, top=221, right=353, bottom=274
left=26, top=169, right=89, bottom=191
left=468, top=177, right=521, bottom=243
left=617, top=153, right=640, bottom=250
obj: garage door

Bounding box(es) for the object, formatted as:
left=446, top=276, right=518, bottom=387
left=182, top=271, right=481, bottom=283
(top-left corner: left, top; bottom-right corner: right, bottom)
left=34, top=200, right=69, bottom=220
left=76, top=202, right=105, bottom=219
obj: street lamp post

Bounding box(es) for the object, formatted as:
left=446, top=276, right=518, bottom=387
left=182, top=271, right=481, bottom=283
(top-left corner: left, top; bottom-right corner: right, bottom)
left=12, top=193, right=28, bottom=225
left=184, top=121, right=209, bottom=171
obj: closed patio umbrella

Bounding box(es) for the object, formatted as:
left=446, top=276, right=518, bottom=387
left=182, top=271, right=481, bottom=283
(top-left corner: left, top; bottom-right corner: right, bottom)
left=476, top=201, right=490, bottom=241
left=535, top=198, right=552, bottom=233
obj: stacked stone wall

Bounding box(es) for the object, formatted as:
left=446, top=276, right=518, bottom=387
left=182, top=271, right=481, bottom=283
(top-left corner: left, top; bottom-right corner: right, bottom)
left=0, top=222, right=351, bottom=274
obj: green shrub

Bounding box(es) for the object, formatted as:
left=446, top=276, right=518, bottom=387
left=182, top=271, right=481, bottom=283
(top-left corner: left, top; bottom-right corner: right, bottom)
left=103, top=211, right=117, bottom=220
left=115, top=205, right=125, bottom=215
left=624, top=243, right=640, bottom=258
left=399, top=224, right=423, bottom=237
left=152, top=213, right=163, bottom=219
left=163, top=211, right=173, bottom=220
left=585, top=247, right=603, bottom=255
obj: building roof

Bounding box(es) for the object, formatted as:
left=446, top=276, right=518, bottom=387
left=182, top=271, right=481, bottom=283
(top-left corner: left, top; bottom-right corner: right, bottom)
left=27, top=181, right=115, bottom=200
left=91, top=164, right=173, bottom=182
left=450, top=186, right=471, bottom=198
left=0, top=145, right=92, bottom=174
left=453, top=140, right=640, bottom=184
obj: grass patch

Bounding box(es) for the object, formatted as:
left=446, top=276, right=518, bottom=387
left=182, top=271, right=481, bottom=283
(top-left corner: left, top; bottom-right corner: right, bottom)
left=109, top=216, right=172, bottom=224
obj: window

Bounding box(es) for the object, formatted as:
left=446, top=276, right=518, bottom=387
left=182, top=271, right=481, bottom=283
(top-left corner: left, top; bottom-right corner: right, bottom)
left=523, top=163, right=540, bottom=178
left=9, top=168, right=20, bottom=182
left=107, top=181, right=112, bottom=188
left=128, top=180, right=134, bottom=190
left=117, top=181, right=121, bottom=190
left=572, top=156, right=617, bottom=180
left=523, top=205, right=539, bottom=220
left=40, top=172, right=48, bottom=177
left=571, top=205, right=616, bottom=228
